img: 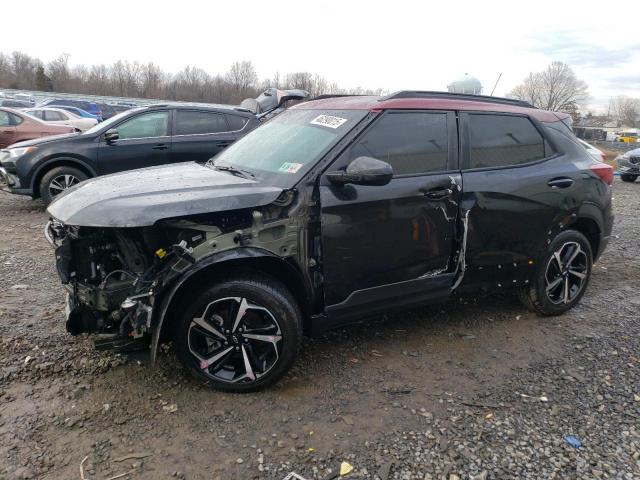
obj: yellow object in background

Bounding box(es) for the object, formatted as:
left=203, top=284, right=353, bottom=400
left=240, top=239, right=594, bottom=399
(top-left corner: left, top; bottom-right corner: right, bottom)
left=340, top=461, right=354, bottom=476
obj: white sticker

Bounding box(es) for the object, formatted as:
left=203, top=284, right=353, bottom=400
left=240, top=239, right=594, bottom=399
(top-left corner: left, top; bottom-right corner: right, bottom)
left=278, top=162, right=303, bottom=173
left=310, top=114, right=348, bottom=129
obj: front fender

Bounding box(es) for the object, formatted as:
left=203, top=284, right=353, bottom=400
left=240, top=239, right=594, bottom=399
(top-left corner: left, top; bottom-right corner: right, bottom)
left=149, top=247, right=286, bottom=363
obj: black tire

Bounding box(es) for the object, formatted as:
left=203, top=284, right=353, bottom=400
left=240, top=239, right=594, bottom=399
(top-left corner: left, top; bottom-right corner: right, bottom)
left=40, top=166, right=88, bottom=205
left=518, top=229, right=593, bottom=316
left=174, top=274, right=302, bottom=393
left=621, top=173, right=637, bottom=183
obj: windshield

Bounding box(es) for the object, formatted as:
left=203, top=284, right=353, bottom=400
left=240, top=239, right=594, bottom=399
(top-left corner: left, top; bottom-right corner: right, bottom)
left=210, top=109, right=368, bottom=187
left=81, top=108, right=145, bottom=136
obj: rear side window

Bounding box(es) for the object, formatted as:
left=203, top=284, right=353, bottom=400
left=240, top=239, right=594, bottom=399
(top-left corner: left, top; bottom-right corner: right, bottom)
left=175, top=111, right=229, bottom=135
left=0, top=111, right=10, bottom=126
left=346, top=112, right=449, bottom=175
left=45, top=110, right=66, bottom=121
left=468, top=114, right=546, bottom=168
left=226, top=114, right=248, bottom=131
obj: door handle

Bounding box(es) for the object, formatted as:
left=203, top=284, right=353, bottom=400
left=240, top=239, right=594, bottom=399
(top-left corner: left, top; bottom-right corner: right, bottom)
left=421, top=187, right=453, bottom=200
left=152, top=144, right=168, bottom=150
left=2, top=130, right=12, bottom=134
left=216, top=141, right=232, bottom=148
left=547, top=177, right=574, bottom=189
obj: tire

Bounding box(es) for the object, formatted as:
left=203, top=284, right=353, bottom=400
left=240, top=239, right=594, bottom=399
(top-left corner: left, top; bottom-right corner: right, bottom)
left=40, top=166, right=88, bottom=205
left=518, top=230, right=593, bottom=316
left=621, top=174, right=637, bottom=183
left=174, top=274, right=302, bottom=393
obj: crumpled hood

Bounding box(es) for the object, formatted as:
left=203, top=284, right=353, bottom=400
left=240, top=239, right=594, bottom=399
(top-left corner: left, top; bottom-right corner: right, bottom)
left=47, top=162, right=284, bottom=227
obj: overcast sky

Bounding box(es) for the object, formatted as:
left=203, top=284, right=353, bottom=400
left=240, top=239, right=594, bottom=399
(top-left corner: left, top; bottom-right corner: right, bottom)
left=5, top=0, right=639, bottom=111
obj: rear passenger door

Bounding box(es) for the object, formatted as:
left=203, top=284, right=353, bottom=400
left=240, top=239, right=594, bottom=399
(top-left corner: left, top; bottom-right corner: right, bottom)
left=171, top=110, right=243, bottom=163
left=459, top=112, right=571, bottom=287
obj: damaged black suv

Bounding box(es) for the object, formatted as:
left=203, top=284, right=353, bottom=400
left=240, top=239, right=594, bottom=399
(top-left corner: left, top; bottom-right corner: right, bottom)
left=46, top=92, right=614, bottom=392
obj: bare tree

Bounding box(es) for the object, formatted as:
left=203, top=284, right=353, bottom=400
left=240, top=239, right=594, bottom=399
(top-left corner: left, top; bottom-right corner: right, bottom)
left=0, top=50, right=386, bottom=105
left=225, top=61, right=258, bottom=102
left=608, top=96, right=640, bottom=128
left=47, top=54, right=71, bottom=91
left=509, top=62, right=588, bottom=114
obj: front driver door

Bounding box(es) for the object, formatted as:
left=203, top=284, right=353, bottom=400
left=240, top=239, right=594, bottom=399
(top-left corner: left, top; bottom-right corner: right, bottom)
left=319, top=110, right=461, bottom=319
left=97, top=110, right=172, bottom=175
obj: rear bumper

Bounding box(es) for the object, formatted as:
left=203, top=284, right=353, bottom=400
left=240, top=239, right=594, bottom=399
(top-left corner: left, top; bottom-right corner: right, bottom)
left=0, top=167, right=32, bottom=196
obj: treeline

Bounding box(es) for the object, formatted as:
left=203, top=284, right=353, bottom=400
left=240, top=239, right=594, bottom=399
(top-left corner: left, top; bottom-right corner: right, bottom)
left=0, top=51, right=385, bottom=103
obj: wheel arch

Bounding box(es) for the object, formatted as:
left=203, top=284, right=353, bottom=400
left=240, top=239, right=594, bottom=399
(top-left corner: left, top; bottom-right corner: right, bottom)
left=31, top=157, right=96, bottom=197
left=149, top=247, right=312, bottom=363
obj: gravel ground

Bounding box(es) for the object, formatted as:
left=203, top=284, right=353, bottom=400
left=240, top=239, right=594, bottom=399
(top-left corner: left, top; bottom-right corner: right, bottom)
left=0, top=179, right=638, bottom=480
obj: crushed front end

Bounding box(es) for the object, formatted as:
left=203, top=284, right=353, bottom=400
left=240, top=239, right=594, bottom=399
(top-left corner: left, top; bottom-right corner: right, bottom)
left=45, top=219, right=200, bottom=351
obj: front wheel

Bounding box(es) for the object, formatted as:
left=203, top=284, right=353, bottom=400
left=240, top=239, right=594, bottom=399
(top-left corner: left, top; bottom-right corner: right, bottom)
left=621, top=173, right=637, bottom=183
left=40, top=166, right=88, bottom=205
left=518, top=230, right=593, bottom=316
left=174, top=275, right=302, bottom=392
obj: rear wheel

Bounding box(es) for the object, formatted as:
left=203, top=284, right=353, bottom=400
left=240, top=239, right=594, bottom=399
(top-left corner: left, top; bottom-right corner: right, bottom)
left=518, top=230, right=592, bottom=316
left=40, top=166, right=88, bottom=205
left=174, top=274, right=302, bottom=392
left=621, top=173, right=637, bottom=183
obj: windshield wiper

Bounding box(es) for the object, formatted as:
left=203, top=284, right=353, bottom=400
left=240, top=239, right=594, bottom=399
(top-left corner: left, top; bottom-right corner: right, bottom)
left=211, top=164, right=255, bottom=179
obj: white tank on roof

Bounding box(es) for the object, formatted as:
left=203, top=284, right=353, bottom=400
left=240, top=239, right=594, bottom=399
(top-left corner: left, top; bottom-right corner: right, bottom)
left=447, top=74, right=482, bottom=95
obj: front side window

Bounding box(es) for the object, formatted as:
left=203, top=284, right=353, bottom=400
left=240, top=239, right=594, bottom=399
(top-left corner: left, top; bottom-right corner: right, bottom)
left=116, top=111, right=170, bottom=139
left=344, top=112, right=449, bottom=175
left=175, top=111, right=229, bottom=135
left=468, top=114, right=545, bottom=169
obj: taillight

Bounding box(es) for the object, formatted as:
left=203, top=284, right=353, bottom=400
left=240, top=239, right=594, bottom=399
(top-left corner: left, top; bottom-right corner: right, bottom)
left=590, top=163, right=613, bottom=186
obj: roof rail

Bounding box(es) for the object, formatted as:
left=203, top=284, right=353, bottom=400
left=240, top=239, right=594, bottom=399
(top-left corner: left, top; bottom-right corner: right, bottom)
left=311, top=94, right=367, bottom=101
left=381, top=91, right=535, bottom=108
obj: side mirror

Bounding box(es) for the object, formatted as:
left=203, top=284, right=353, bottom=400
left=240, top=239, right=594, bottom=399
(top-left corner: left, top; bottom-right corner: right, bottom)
left=326, top=156, right=393, bottom=186
left=104, top=129, right=119, bottom=144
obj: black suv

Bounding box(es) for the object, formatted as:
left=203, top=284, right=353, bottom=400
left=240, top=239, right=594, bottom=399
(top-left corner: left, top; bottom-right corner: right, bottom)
left=0, top=103, right=259, bottom=204
left=45, top=92, right=613, bottom=392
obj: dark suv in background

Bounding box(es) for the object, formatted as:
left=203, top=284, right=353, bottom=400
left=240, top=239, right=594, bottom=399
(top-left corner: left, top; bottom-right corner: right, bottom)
left=0, top=103, right=259, bottom=204
left=45, top=91, right=613, bottom=392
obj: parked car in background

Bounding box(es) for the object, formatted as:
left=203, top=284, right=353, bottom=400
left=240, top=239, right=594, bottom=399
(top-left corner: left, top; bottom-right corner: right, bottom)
left=241, top=88, right=309, bottom=120
left=49, top=105, right=101, bottom=122
left=24, top=107, right=98, bottom=132
left=578, top=138, right=606, bottom=162
left=0, top=107, right=74, bottom=148
left=0, top=99, right=34, bottom=109
left=0, top=103, right=259, bottom=204
left=43, top=91, right=613, bottom=392
left=38, top=99, right=104, bottom=121
left=616, top=147, right=640, bottom=182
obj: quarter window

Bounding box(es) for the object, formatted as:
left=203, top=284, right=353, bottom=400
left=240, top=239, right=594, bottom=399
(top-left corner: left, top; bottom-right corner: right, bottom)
left=468, top=114, right=546, bottom=168
left=345, top=112, right=449, bottom=175
left=226, top=114, right=248, bottom=131
left=175, top=111, right=229, bottom=135
left=116, top=111, right=170, bottom=139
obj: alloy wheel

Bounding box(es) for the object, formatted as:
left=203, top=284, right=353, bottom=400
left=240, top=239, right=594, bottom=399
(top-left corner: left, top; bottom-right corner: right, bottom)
left=544, top=241, right=588, bottom=305
left=49, top=174, right=80, bottom=197
left=187, top=297, right=283, bottom=384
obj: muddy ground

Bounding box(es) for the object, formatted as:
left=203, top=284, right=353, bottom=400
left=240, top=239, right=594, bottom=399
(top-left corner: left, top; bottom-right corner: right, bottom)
left=0, top=179, right=638, bottom=480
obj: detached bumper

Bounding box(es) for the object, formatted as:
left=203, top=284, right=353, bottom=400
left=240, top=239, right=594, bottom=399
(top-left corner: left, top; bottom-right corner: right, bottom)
left=617, top=157, right=640, bottom=174
left=0, top=167, right=31, bottom=195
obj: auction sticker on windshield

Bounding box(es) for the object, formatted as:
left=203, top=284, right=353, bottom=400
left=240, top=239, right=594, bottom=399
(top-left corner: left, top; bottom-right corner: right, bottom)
left=310, top=114, right=348, bottom=129
left=278, top=162, right=303, bottom=173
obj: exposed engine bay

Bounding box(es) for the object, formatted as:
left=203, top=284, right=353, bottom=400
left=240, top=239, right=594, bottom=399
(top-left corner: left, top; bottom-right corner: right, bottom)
left=45, top=192, right=304, bottom=353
